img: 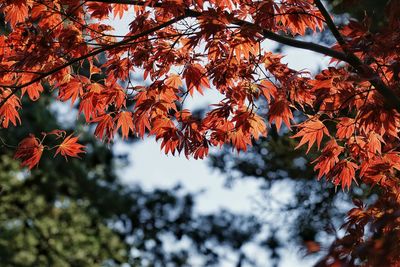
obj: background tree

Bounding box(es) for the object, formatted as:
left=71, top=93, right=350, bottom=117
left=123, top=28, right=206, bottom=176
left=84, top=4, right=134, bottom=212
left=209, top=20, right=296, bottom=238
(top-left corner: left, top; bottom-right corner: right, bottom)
left=329, top=0, right=390, bottom=30
left=210, top=129, right=380, bottom=263
left=0, top=94, right=266, bottom=267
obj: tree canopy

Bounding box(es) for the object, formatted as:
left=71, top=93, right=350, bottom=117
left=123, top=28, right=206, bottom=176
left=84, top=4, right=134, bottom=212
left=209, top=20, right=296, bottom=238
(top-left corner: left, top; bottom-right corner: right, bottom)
left=1, top=0, right=400, bottom=265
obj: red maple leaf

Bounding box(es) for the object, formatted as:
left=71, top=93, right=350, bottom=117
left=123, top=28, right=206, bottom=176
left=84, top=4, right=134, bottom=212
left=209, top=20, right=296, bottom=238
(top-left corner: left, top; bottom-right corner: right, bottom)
left=0, top=90, right=21, bottom=128
left=58, top=78, right=84, bottom=106
left=292, top=117, right=330, bottom=153
left=329, top=160, right=358, bottom=190
left=14, top=135, right=44, bottom=169
left=93, top=114, right=115, bottom=141
left=115, top=111, right=134, bottom=139
left=4, top=1, right=28, bottom=27
left=55, top=134, right=85, bottom=159
left=268, top=100, right=293, bottom=131
left=183, top=63, right=210, bottom=96
left=22, top=82, right=44, bottom=101
left=165, top=74, right=183, bottom=89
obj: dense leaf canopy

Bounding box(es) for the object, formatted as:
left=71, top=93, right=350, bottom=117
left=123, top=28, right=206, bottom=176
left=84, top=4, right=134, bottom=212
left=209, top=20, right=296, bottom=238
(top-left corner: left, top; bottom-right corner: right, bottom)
left=1, top=0, right=400, bottom=265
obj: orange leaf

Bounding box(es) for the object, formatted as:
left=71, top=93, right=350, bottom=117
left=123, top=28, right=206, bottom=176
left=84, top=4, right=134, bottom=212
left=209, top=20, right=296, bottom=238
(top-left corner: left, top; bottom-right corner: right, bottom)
left=313, top=139, right=343, bottom=179
left=14, top=135, right=44, bottom=169
left=79, top=92, right=101, bottom=122
left=259, top=80, right=277, bottom=102
left=93, top=114, right=114, bottom=141
left=134, top=113, right=151, bottom=138
left=268, top=100, right=293, bottom=131
left=230, top=129, right=251, bottom=152
left=87, top=2, right=111, bottom=20
left=367, top=132, right=385, bottom=157
left=0, top=102, right=21, bottom=128
left=115, top=111, right=134, bottom=139
left=329, top=160, right=358, bottom=190
left=292, top=118, right=330, bottom=153
left=55, top=134, right=85, bottom=159
left=0, top=91, right=21, bottom=128
left=165, top=74, right=183, bottom=89
left=113, top=3, right=129, bottom=19
left=4, top=1, right=29, bottom=27
left=336, top=117, right=355, bottom=139
left=48, top=129, right=66, bottom=139
left=249, top=113, right=267, bottom=140
left=183, top=63, right=209, bottom=96
left=22, top=82, right=44, bottom=101
left=58, top=78, right=83, bottom=106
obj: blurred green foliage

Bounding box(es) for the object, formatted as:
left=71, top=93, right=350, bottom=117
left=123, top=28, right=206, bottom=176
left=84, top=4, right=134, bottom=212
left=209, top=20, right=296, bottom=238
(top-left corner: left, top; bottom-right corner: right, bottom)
left=0, top=95, right=265, bottom=266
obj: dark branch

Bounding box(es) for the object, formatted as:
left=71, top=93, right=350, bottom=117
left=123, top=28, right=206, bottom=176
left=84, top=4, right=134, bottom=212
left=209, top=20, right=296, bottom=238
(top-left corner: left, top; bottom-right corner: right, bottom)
left=92, top=0, right=400, bottom=112
left=314, top=0, right=346, bottom=47
left=3, top=0, right=400, bottom=112
left=313, top=0, right=400, bottom=112
left=89, top=0, right=349, bottom=62
left=0, top=15, right=188, bottom=108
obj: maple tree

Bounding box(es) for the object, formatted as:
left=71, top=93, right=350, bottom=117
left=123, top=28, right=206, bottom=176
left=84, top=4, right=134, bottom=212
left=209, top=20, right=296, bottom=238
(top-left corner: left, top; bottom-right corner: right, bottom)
left=1, top=0, right=400, bottom=265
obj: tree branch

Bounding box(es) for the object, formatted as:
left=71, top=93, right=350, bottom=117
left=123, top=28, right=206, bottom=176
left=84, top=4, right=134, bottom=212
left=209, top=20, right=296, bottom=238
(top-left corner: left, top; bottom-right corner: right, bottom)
left=3, top=0, right=400, bottom=112
left=0, top=15, right=188, bottom=108
left=313, top=0, right=400, bottom=111
left=89, top=0, right=349, bottom=61
left=314, top=0, right=346, bottom=47
left=0, top=0, right=351, bottom=106
left=92, top=0, right=400, bottom=112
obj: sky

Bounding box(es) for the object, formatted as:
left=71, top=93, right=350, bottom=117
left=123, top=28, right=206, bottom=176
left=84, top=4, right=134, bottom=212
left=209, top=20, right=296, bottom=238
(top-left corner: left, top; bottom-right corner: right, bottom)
left=107, top=8, right=331, bottom=267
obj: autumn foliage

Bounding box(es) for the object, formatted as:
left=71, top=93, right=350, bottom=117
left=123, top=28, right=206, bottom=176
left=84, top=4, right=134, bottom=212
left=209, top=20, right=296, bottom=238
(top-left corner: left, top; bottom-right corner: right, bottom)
left=1, top=0, right=400, bottom=265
